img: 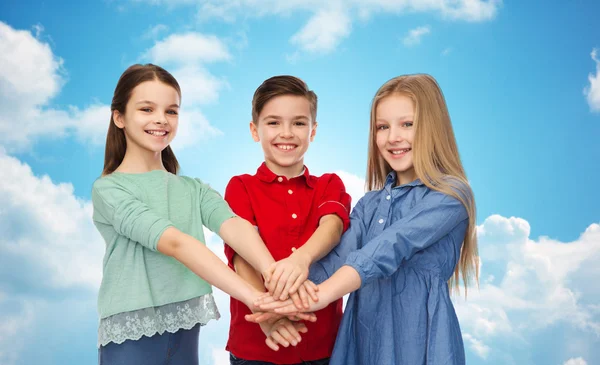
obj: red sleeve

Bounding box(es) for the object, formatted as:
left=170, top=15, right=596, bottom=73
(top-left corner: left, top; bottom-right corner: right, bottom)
left=223, top=176, right=256, bottom=268
left=317, top=174, right=352, bottom=232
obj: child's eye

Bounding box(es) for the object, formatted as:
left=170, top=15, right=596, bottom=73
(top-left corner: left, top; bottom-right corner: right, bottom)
left=402, top=122, right=413, bottom=128
left=167, top=110, right=178, bottom=115
left=267, top=121, right=278, bottom=125
left=376, top=125, right=388, bottom=130
left=294, top=121, right=307, bottom=126
left=140, top=107, right=152, bottom=113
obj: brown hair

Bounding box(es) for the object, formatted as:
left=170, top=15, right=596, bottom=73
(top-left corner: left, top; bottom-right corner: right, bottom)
left=251, top=75, right=317, bottom=123
left=367, top=74, right=479, bottom=296
left=102, top=64, right=181, bottom=176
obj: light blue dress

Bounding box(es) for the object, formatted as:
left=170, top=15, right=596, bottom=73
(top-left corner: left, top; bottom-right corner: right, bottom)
left=310, top=172, right=470, bottom=365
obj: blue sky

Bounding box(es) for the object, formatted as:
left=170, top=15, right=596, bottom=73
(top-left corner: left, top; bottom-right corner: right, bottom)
left=0, top=1, right=599, bottom=364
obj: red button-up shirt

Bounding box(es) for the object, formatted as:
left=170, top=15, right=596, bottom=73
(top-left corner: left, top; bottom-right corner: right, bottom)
left=224, top=163, right=351, bottom=364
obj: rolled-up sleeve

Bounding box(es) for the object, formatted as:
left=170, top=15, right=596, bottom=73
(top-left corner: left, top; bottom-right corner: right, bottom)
left=345, top=190, right=469, bottom=287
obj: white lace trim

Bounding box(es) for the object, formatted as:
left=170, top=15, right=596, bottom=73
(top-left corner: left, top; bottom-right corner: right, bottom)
left=98, top=294, right=220, bottom=347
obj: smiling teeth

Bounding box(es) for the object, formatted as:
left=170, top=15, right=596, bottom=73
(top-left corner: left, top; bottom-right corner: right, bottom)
left=391, top=149, right=410, bottom=155
left=278, top=145, right=296, bottom=150
left=146, top=130, right=167, bottom=136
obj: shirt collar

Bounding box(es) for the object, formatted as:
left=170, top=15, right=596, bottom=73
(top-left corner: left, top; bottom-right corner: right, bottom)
left=384, top=171, right=424, bottom=193
left=256, top=162, right=315, bottom=188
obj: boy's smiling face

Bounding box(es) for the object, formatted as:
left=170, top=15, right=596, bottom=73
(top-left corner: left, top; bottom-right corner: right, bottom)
left=250, top=94, right=317, bottom=178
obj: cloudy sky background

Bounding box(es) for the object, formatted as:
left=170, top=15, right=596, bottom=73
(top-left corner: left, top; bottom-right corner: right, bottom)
left=1, top=1, right=599, bottom=364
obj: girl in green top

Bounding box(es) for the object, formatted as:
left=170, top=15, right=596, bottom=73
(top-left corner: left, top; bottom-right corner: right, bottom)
left=92, top=64, right=313, bottom=364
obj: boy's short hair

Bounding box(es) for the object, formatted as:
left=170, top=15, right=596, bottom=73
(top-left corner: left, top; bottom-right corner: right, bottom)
left=251, top=75, right=317, bottom=123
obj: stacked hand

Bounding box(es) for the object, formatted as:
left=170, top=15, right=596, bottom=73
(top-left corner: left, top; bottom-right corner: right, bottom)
left=262, top=249, right=312, bottom=300
left=248, top=282, right=329, bottom=321
left=245, top=279, right=336, bottom=353
left=246, top=250, right=332, bottom=351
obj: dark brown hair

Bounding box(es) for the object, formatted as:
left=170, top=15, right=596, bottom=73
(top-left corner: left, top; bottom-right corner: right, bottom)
left=102, top=64, right=181, bottom=176
left=251, top=75, right=317, bottom=123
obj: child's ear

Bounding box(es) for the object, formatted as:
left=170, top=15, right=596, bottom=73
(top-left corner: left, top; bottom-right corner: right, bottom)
left=113, top=110, right=125, bottom=129
left=310, top=122, right=318, bottom=142
left=249, top=121, right=260, bottom=142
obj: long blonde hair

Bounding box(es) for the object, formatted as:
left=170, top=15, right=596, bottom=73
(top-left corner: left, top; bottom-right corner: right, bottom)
left=366, top=74, right=479, bottom=296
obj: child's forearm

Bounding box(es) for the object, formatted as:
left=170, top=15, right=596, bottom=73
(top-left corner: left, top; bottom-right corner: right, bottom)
left=157, top=227, right=257, bottom=306
left=233, top=254, right=267, bottom=293
left=294, top=214, right=343, bottom=264
left=252, top=265, right=362, bottom=315
left=319, top=265, right=362, bottom=302
left=220, top=217, right=275, bottom=273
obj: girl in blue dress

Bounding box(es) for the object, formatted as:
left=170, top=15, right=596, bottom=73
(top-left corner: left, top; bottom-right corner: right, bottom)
left=250, top=74, right=479, bottom=365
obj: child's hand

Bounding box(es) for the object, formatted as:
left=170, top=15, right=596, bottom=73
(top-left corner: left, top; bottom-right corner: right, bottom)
left=263, top=250, right=311, bottom=300
left=255, top=286, right=330, bottom=315
left=244, top=290, right=271, bottom=313
left=290, top=280, right=319, bottom=309
left=259, top=317, right=308, bottom=351
left=245, top=310, right=317, bottom=324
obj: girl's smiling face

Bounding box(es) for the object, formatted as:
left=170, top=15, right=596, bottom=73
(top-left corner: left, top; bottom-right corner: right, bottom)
left=114, top=79, right=180, bottom=155
left=375, top=93, right=416, bottom=185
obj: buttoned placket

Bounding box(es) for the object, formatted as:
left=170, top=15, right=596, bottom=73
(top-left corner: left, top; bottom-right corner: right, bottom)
left=374, top=190, right=392, bottom=234
left=374, top=182, right=413, bottom=235
left=277, top=175, right=303, bottom=248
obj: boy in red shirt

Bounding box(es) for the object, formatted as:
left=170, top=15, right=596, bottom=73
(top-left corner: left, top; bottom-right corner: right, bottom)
left=224, top=76, right=351, bottom=365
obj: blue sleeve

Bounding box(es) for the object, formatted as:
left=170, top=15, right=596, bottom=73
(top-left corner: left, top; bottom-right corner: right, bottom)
left=345, top=189, right=469, bottom=287
left=309, top=197, right=367, bottom=284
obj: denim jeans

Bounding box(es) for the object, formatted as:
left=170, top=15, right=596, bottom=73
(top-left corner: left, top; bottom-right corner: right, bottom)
left=98, top=324, right=200, bottom=365
left=230, top=353, right=330, bottom=365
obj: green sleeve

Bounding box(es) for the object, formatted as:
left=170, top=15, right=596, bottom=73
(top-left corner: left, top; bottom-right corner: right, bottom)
left=194, top=178, right=236, bottom=235
left=92, top=178, right=173, bottom=251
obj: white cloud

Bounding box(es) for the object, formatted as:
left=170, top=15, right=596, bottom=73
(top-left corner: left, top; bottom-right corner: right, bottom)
left=454, top=215, right=600, bottom=360
left=69, top=104, right=112, bottom=145
left=290, top=8, right=352, bottom=54
left=171, top=108, right=223, bottom=150
left=0, top=150, right=104, bottom=290
left=462, top=332, right=490, bottom=359
left=0, top=296, right=34, bottom=365
left=0, top=22, right=72, bottom=150
left=130, top=0, right=501, bottom=55
left=0, top=22, right=111, bottom=150
left=0, top=151, right=104, bottom=362
left=171, top=65, right=229, bottom=106
left=584, top=48, right=600, bottom=113
left=438, top=0, right=501, bottom=21
left=142, top=24, right=169, bottom=39
left=564, top=358, right=588, bottom=365
left=142, top=32, right=233, bottom=147
left=356, top=0, right=501, bottom=22
left=0, top=22, right=64, bottom=108
left=0, top=22, right=228, bottom=152
left=403, top=25, right=431, bottom=46
left=144, top=32, right=231, bottom=66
